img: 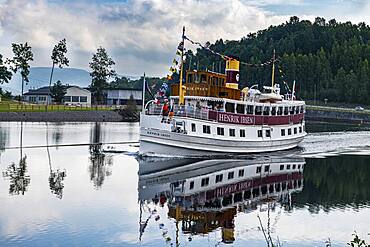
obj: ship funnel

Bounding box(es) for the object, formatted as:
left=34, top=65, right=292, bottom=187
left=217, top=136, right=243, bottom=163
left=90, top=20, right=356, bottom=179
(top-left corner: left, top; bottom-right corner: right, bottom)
left=225, top=56, right=240, bottom=89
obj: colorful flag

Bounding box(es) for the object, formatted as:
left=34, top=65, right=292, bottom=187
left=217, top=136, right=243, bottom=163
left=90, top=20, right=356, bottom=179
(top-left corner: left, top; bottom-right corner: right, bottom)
left=172, top=59, right=178, bottom=65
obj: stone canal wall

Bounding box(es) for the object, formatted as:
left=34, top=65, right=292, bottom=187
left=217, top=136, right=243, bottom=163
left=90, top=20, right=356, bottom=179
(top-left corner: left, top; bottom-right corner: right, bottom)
left=0, top=110, right=125, bottom=122
left=305, top=108, right=370, bottom=124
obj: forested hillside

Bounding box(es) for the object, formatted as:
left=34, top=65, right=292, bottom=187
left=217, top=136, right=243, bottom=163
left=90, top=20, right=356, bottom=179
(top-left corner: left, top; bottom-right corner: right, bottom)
left=184, top=16, right=370, bottom=105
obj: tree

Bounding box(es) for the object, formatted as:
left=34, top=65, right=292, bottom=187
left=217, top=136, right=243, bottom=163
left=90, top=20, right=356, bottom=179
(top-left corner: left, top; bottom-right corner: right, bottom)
left=0, top=54, right=12, bottom=84
left=49, top=39, right=69, bottom=92
left=7, top=43, right=33, bottom=100
left=50, top=80, right=66, bottom=103
left=89, top=47, right=116, bottom=104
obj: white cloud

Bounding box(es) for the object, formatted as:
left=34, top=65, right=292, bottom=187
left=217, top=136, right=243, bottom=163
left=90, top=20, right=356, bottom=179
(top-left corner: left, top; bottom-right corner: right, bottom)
left=0, top=0, right=295, bottom=77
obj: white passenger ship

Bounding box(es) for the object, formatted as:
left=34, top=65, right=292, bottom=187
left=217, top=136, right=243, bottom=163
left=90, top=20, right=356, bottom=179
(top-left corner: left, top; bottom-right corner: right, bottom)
left=140, top=30, right=306, bottom=157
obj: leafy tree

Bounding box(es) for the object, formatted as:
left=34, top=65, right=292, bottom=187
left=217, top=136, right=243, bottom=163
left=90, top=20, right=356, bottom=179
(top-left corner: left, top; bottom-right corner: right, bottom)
left=89, top=47, right=116, bottom=104
left=0, top=54, right=12, bottom=84
left=50, top=80, right=66, bottom=103
left=49, top=39, right=69, bottom=89
left=7, top=43, right=33, bottom=99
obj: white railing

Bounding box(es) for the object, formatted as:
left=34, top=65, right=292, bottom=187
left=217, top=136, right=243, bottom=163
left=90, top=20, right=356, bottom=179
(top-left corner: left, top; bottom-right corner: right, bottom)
left=147, top=104, right=209, bottom=120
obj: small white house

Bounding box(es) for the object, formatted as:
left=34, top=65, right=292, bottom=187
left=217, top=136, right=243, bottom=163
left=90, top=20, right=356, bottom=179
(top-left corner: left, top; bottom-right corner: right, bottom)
left=63, top=86, right=91, bottom=106
left=24, top=85, right=91, bottom=106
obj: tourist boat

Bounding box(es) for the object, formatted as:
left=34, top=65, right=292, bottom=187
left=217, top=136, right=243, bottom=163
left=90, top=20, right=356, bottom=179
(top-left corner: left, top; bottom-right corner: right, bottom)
left=139, top=28, right=306, bottom=157
left=138, top=156, right=305, bottom=243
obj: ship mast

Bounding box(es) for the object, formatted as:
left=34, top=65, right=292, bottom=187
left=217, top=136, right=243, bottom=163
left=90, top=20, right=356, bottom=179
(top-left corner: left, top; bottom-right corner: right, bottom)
left=271, top=49, right=276, bottom=89
left=179, top=26, right=186, bottom=105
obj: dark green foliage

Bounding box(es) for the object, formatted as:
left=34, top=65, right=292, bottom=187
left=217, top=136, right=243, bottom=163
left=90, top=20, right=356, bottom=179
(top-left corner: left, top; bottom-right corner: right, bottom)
left=89, top=47, right=116, bottom=104
left=0, top=54, right=12, bottom=84
left=126, top=94, right=137, bottom=113
left=348, top=233, right=370, bottom=247
left=50, top=80, right=66, bottom=103
left=7, top=42, right=33, bottom=83
left=185, top=17, right=370, bottom=104
left=49, top=39, right=69, bottom=89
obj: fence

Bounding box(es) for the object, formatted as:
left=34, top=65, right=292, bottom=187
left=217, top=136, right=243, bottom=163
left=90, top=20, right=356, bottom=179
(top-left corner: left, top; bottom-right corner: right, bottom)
left=0, top=103, right=118, bottom=112
left=147, top=104, right=209, bottom=120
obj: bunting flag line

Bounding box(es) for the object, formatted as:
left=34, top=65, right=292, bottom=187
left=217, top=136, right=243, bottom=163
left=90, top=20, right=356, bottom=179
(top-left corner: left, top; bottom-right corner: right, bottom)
left=172, top=59, right=178, bottom=65
left=184, top=35, right=276, bottom=67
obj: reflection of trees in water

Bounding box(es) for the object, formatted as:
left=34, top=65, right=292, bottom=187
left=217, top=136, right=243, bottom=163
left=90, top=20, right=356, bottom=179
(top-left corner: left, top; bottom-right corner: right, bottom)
left=89, top=123, right=112, bottom=189
left=46, top=122, right=67, bottom=199
left=0, top=125, right=9, bottom=156
left=51, top=123, right=64, bottom=147
left=293, top=156, right=370, bottom=210
left=3, top=156, right=30, bottom=195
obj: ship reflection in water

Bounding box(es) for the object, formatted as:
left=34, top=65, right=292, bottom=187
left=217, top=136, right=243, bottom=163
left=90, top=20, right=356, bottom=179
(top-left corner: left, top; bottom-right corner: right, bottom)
left=138, top=156, right=305, bottom=244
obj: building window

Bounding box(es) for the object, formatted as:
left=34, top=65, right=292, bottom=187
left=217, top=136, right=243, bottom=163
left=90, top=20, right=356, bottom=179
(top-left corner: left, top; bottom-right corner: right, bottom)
left=229, top=129, right=235, bottom=137
left=191, top=123, right=196, bottom=132
left=240, top=129, right=246, bottom=137
left=228, top=172, right=234, bottom=179
left=264, top=165, right=270, bottom=172
left=203, top=125, right=211, bottom=134
left=294, top=128, right=297, bottom=134
left=281, top=129, right=285, bottom=136
left=38, top=96, right=46, bottom=101
left=266, top=129, right=271, bottom=137
left=215, top=174, right=223, bottom=183
left=80, top=96, right=87, bottom=102
left=72, top=96, right=79, bottom=102
left=201, top=177, right=209, bottom=187
left=64, top=96, right=71, bottom=102
left=288, top=128, right=292, bottom=135
left=280, top=164, right=284, bottom=170
left=189, top=181, right=194, bottom=190
left=258, top=130, right=263, bottom=137
left=256, top=166, right=261, bottom=173
left=238, top=169, right=244, bottom=177
left=217, top=127, right=224, bottom=135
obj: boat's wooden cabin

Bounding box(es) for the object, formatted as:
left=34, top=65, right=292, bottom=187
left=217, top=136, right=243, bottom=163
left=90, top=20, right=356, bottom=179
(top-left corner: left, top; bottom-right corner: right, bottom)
left=171, top=70, right=241, bottom=101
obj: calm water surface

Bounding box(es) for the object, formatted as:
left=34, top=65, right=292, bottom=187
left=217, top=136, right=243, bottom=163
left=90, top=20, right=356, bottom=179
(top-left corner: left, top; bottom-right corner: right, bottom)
left=0, top=122, right=369, bottom=247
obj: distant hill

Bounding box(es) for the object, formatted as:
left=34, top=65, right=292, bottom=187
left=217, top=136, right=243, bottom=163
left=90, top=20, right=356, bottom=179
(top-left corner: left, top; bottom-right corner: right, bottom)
left=4, top=67, right=140, bottom=94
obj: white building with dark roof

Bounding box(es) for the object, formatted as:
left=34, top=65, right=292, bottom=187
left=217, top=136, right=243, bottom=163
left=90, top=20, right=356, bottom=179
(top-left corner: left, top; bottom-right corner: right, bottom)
left=24, top=85, right=91, bottom=106
left=104, top=88, right=142, bottom=106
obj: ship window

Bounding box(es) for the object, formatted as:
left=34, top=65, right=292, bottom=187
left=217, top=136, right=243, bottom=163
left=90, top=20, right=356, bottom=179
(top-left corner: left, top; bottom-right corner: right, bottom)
left=255, top=106, right=262, bottom=115
left=256, top=166, right=261, bottom=173
left=264, top=165, right=270, bottom=172
left=295, top=106, right=300, bottom=114
left=247, top=105, right=254, bottom=114
left=282, top=182, right=287, bottom=191
left=228, top=172, right=234, bottom=179
left=261, top=185, right=267, bottom=195
left=240, top=129, right=246, bottom=137
left=201, top=177, right=209, bottom=187
left=271, top=106, right=277, bottom=116
left=288, top=128, right=292, bottom=135
left=236, top=104, right=244, bottom=114
left=280, top=164, right=284, bottom=170
left=293, top=164, right=296, bottom=169
left=299, top=126, right=302, bottom=133
left=258, top=130, right=263, bottom=137
left=238, top=169, right=244, bottom=177
left=290, top=106, right=295, bottom=115
left=191, top=123, right=196, bottom=132
left=298, top=164, right=301, bottom=169
left=215, top=174, right=223, bottom=183
left=266, top=129, right=271, bottom=137
left=263, top=106, right=270, bottom=116
left=229, top=129, right=235, bottom=137
left=203, top=125, right=211, bottom=134
left=294, top=127, right=297, bottom=134
left=244, top=190, right=251, bottom=199
left=217, top=127, right=224, bottom=136
left=189, top=181, right=194, bottom=190
left=275, top=183, right=281, bottom=192
left=287, top=164, right=291, bottom=170
left=225, top=102, right=234, bottom=113
left=200, top=74, right=207, bottom=83
left=300, top=105, right=305, bottom=113
left=252, top=188, right=260, bottom=197
left=281, top=129, right=285, bottom=136
left=277, top=107, right=283, bottom=116
left=284, top=107, right=289, bottom=115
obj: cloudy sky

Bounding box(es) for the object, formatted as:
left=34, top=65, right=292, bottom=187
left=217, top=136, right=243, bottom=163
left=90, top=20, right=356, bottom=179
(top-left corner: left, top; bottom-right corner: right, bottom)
left=0, top=0, right=369, bottom=77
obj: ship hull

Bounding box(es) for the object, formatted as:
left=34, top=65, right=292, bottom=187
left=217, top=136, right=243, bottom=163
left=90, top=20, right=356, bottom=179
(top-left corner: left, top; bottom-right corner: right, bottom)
left=139, top=127, right=305, bottom=157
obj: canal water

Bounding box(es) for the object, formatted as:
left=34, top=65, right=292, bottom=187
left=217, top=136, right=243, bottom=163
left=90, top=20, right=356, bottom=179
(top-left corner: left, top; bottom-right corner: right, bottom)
left=0, top=122, right=369, bottom=247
